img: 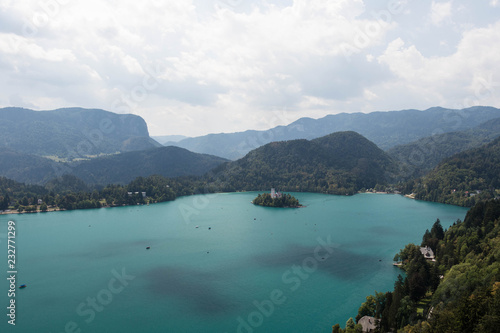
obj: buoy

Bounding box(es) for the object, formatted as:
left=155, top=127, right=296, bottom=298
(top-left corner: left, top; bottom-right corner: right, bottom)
left=208, top=227, right=211, bottom=230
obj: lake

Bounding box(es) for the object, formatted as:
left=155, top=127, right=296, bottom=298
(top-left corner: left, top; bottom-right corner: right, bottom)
left=1, top=192, right=468, bottom=333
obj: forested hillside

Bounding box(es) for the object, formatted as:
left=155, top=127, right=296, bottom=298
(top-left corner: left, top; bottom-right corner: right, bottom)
left=405, top=136, right=500, bottom=206
left=333, top=199, right=500, bottom=332
left=70, top=146, right=228, bottom=184
left=0, top=146, right=228, bottom=185
left=207, top=131, right=396, bottom=194
left=388, top=117, right=500, bottom=179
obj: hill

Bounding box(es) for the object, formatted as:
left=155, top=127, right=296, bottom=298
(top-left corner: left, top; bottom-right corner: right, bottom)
left=207, top=131, right=396, bottom=194
left=406, top=136, right=500, bottom=206
left=388, top=117, right=500, bottom=179
left=0, top=107, right=161, bottom=159
left=0, top=148, right=60, bottom=184
left=0, top=146, right=228, bottom=185
left=70, top=146, right=228, bottom=185
left=165, top=106, right=500, bottom=160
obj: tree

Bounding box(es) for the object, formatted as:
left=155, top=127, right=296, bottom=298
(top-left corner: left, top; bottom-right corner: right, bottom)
left=346, top=317, right=355, bottom=330
left=356, top=295, right=376, bottom=322
left=40, top=202, right=48, bottom=212
left=421, top=229, right=431, bottom=247
left=431, top=219, right=444, bottom=240
left=0, top=194, right=10, bottom=210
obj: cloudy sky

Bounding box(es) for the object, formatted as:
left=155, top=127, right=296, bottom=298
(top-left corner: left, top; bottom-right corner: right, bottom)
left=1, top=0, right=500, bottom=137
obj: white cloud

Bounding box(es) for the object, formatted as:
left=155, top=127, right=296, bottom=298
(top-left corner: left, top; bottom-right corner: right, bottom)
left=0, top=1, right=499, bottom=136
left=377, top=21, right=500, bottom=110
left=430, top=1, right=452, bottom=26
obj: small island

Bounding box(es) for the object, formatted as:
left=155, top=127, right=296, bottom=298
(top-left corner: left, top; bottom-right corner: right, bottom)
left=252, top=189, right=301, bottom=208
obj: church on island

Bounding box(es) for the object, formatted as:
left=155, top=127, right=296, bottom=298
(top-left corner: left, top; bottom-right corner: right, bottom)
left=270, top=188, right=282, bottom=199
left=252, top=189, right=300, bottom=208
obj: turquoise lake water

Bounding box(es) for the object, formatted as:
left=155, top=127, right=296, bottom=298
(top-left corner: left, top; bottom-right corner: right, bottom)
left=1, top=192, right=468, bottom=333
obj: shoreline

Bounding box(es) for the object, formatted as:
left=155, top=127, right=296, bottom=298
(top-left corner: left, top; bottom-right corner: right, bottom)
left=0, top=203, right=133, bottom=216
left=0, top=191, right=426, bottom=217
left=252, top=203, right=305, bottom=208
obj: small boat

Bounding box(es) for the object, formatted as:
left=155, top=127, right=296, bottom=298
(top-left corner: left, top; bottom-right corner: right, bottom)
left=195, top=225, right=199, bottom=228
left=19, top=284, right=27, bottom=289
left=146, top=246, right=151, bottom=250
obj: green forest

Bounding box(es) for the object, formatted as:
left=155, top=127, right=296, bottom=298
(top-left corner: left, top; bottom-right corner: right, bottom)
left=333, top=199, right=500, bottom=332
left=207, top=131, right=397, bottom=195
left=0, top=174, right=195, bottom=212
left=405, top=136, right=500, bottom=207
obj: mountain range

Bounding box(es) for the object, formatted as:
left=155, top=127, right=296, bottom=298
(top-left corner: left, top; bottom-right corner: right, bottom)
left=152, top=135, right=189, bottom=145
left=164, top=106, right=500, bottom=160
left=387, top=117, right=500, bottom=179
left=0, top=107, right=161, bottom=160
left=1, top=106, right=500, bottom=196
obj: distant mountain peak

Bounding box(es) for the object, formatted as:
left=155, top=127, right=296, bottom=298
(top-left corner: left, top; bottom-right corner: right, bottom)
left=0, top=107, right=161, bottom=160
left=163, top=106, right=500, bottom=160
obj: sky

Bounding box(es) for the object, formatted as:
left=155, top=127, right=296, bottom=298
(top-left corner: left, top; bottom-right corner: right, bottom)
left=1, top=0, right=500, bottom=137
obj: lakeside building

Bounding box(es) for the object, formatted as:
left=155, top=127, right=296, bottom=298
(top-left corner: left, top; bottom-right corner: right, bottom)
left=270, top=188, right=282, bottom=199
left=358, top=316, right=378, bottom=332
left=420, top=246, right=435, bottom=260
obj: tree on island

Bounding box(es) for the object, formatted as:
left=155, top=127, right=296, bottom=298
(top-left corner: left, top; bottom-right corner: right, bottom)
left=252, top=193, right=300, bottom=208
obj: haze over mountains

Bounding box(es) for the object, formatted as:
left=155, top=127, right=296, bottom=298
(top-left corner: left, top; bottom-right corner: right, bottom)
left=1, top=106, right=500, bottom=194
left=164, top=106, right=500, bottom=160
left=0, top=107, right=161, bottom=160
left=152, top=135, right=189, bottom=145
